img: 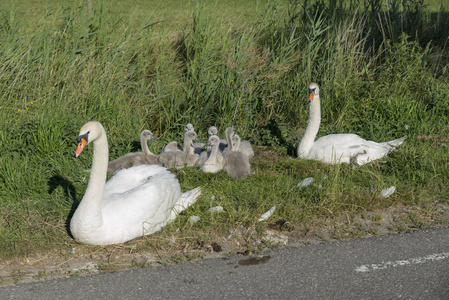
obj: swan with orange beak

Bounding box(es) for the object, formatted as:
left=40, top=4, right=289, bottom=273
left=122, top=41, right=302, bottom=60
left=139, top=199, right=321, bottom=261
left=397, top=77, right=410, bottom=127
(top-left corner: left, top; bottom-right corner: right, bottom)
left=297, top=82, right=406, bottom=166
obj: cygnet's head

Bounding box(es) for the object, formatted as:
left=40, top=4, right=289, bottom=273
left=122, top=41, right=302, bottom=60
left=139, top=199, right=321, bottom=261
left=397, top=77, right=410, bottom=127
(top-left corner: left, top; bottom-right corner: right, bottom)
left=208, top=126, right=218, bottom=136
left=185, top=130, right=201, bottom=146
left=185, top=123, right=194, bottom=132
left=205, top=135, right=220, bottom=148
left=141, top=130, right=158, bottom=141
left=231, top=134, right=241, bottom=150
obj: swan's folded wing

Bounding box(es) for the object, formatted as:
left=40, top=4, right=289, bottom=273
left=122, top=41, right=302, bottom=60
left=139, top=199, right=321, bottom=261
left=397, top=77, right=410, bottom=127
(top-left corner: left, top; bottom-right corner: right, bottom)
left=310, top=134, right=366, bottom=163
left=104, top=164, right=169, bottom=197
left=102, top=169, right=182, bottom=229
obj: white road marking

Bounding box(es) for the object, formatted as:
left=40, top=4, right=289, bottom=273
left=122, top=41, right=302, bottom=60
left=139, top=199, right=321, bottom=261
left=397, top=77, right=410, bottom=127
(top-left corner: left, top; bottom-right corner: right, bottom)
left=356, top=252, right=449, bottom=272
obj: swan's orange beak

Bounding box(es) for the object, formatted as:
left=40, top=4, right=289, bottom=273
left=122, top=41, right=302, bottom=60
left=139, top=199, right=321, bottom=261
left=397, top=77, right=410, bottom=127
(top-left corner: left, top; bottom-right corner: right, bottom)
left=75, top=138, right=87, bottom=158
left=308, top=91, right=314, bottom=102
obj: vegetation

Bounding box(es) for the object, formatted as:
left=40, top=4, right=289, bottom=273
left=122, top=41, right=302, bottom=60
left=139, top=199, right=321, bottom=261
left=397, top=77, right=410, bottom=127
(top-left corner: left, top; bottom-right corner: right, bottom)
left=0, top=0, right=448, bottom=271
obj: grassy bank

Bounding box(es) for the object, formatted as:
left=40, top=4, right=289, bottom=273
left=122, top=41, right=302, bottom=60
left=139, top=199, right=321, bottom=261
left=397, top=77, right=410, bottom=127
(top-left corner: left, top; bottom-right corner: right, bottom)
left=0, top=0, right=448, bottom=271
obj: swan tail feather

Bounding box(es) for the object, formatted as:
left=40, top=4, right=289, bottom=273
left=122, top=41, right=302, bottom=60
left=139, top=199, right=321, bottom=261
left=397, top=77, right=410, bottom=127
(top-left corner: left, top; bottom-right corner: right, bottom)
left=168, top=187, right=202, bottom=222
left=387, top=136, right=406, bottom=147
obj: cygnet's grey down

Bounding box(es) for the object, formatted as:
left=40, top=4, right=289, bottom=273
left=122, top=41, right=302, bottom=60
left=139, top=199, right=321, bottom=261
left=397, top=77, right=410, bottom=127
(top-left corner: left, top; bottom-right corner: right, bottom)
left=162, top=123, right=203, bottom=155
left=158, top=130, right=200, bottom=169
left=160, top=123, right=192, bottom=153
left=186, top=123, right=205, bottom=153
left=232, top=134, right=254, bottom=158
left=208, top=126, right=217, bottom=136
left=108, top=130, right=161, bottom=173
left=200, top=135, right=224, bottom=173
left=208, top=126, right=228, bottom=151
left=196, top=126, right=227, bottom=167
left=222, top=127, right=251, bottom=179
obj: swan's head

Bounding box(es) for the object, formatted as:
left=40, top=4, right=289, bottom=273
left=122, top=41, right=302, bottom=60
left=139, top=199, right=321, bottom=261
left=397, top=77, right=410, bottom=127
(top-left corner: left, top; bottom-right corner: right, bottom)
left=308, top=82, right=319, bottom=102
left=185, top=130, right=201, bottom=147
left=185, top=123, right=194, bottom=132
left=205, top=135, right=220, bottom=148
left=141, top=130, right=158, bottom=141
left=208, top=126, right=218, bottom=136
left=75, top=121, right=103, bottom=158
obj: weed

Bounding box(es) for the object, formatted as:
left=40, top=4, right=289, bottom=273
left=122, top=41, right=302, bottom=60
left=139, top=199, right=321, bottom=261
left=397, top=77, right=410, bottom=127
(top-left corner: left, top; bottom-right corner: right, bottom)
left=96, top=263, right=119, bottom=272
left=10, top=271, right=24, bottom=285
left=129, top=259, right=150, bottom=269
left=36, top=270, right=47, bottom=280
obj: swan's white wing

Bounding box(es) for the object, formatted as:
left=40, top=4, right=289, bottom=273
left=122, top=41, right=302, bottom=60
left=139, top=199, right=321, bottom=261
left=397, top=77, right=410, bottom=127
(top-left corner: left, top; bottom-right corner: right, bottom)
left=311, top=134, right=402, bottom=165
left=100, top=168, right=183, bottom=243
left=104, top=165, right=169, bottom=197
left=310, top=134, right=367, bottom=164
left=314, top=133, right=367, bottom=148
left=102, top=170, right=181, bottom=225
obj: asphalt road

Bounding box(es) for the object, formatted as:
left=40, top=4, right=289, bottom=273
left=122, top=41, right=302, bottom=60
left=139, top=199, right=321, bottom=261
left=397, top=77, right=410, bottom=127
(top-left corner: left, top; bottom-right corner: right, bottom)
left=2, top=227, right=449, bottom=299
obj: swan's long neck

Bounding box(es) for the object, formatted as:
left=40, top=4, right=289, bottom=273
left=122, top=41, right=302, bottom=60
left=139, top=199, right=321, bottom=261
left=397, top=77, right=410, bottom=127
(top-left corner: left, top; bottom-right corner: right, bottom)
left=233, top=136, right=241, bottom=151
left=141, top=136, right=153, bottom=156
left=206, top=141, right=219, bottom=164
left=225, top=128, right=234, bottom=151
left=184, top=133, right=194, bottom=155
left=76, top=129, right=108, bottom=223
left=297, top=94, right=321, bottom=157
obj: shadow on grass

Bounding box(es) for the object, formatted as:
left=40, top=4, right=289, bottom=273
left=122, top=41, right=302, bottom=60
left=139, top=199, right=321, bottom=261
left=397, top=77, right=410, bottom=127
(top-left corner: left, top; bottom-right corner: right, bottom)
left=48, top=175, right=78, bottom=237
left=130, top=140, right=143, bottom=152
left=258, top=119, right=297, bottom=156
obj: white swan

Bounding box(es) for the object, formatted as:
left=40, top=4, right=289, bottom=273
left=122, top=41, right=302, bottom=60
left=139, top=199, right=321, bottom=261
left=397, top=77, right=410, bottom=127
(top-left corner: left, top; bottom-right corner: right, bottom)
left=297, top=82, right=406, bottom=165
left=71, top=121, right=201, bottom=245
left=158, top=130, right=200, bottom=169
left=200, top=135, right=224, bottom=173
left=108, top=130, right=161, bottom=173
left=223, top=127, right=251, bottom=179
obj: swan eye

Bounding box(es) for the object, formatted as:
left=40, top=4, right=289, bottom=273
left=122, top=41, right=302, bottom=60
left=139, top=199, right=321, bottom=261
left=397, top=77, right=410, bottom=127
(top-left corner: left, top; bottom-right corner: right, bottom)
left=77, top=132, right=90, bottom=143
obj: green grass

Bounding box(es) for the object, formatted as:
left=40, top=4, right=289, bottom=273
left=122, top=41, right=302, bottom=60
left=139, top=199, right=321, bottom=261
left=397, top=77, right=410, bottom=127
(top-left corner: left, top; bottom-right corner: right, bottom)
left=0, top=0, right=449, bottom=266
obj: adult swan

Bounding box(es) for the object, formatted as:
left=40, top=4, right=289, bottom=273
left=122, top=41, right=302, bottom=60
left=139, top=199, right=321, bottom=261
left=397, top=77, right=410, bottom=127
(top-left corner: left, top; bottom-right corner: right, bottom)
left=297, top=83, right=406, bottom=166
left=71, top=121, right=201, bottom=245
